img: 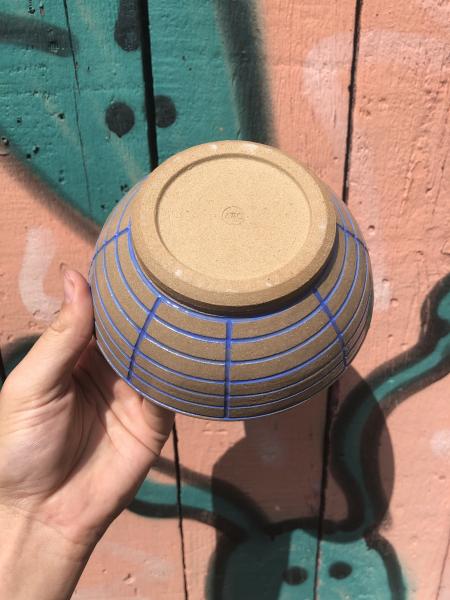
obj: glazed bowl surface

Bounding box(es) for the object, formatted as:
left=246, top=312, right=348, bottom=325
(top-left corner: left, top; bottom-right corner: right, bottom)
left=89, top=141, right=373, bottom=420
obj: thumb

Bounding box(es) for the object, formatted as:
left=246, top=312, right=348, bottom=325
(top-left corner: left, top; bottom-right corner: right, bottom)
left=12, top=269, right=94, bottom=397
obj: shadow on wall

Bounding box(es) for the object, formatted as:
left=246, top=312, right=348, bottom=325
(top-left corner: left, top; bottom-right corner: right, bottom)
left=207, top=273, right=450, bottom=599
left=209, top=365, right=396, bottom=600
left=125, top=273, right=449, bottom=600
left=2, top=267, right=450, bottom=599
left=214, top=0, right=274, bottom=144
left=1, top=3, right=449, bottom=597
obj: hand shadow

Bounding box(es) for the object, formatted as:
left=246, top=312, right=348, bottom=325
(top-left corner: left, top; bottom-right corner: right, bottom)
left=209, top=365, right=395, bottom=599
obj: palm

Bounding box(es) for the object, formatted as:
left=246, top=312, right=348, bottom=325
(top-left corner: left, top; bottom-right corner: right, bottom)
left=0, top=341, right=173, bottom=546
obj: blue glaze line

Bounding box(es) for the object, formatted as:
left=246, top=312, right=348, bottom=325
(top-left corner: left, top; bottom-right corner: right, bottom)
left=230, top=316, right=371, bottom=411
left=96, top=283, right=370, bottom=403
left=232, top=245, right=369, bottom=385
left=94, top=285, right=371, bottom=403
left=127, top=229, right=225, bottom=323
left=93, top=337, right=245, bottom=421
left=101, top=238, right=225, bottom=365
left=133, top=363, right=223, bottom=398
left=127, top=220, right=349, bottom=342
left=153, top=315, right=225, bottom=343
left=101, top=245, right=141, bottom=331
left=96, top=328, right=222, bottom=410
left=92, top=286, right=223, bottom=384
left=143, top=333, right=225, bottom=365
left=114, top=228, right=152, bottom=313
left=231, top=233, right=360, bottom=363
left=89, top=228, right=129, bottom=275
left=95, top=299, right=370, bottom=416
left=110, top=227, right=352, bottom=364
left=90, top=179, right=142, bottom=268
left=125, top=215, right=346, bottom=329
left=91, top=226, right=369, bottom=387
left=127, top=297, right=162, bottom=380
left=92, top=268, right=134, bottom=351
left=112, top=229, right=222, bottom=341
left=224, top=320, right=233, bottom=418
left=93, top=305, right=224, bottom=398
left=314, top=288, right=348, bottom=367
left=336, top=223, right=368, bottom=251
left=230, top=291, right=372, bottom=399
left=138, top=348, right=222, bottom=383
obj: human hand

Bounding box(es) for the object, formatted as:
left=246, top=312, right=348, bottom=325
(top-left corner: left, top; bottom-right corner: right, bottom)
left=0, top=269, right=174, bottom=599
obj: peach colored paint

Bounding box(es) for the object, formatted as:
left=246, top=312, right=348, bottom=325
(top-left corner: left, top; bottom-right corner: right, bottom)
left=75, top=439, right=186, bottom=599
left=0, top=156, right=95, bottom=347
left=314, top=0, right=450, bottom=597
left=1, top=0, right=450, bottom=596
left=0, top=157, right=186, bottom=598
left=173, top=4, right=360, bottom=596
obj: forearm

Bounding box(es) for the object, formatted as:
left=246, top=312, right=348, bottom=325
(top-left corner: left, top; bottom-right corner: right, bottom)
left=0, top=506, right=94, bottom=600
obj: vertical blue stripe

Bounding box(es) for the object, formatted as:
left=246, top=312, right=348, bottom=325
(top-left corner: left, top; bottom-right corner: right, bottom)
left=224, top=320, right=233, bottom=418
left=314, top=288, right=348, bottom=366
left=127, top=297, right=162, bottom=380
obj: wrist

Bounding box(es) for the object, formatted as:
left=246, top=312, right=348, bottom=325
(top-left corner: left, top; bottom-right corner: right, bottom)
left=0, top=504, right=94, bottom=600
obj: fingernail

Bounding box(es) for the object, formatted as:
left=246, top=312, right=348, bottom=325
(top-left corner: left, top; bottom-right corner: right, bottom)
left=63, top=270, right=75, bottom=303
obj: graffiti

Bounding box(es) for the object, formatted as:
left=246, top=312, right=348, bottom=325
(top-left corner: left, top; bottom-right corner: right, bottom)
left=114, top=0, right=140, bottom=52
left=121, top=273, right=450, bottom=598
left=0, top=12, right=74, bottom=56
left=213, top=0, right=274, bottom=144
left=105, top=101, right=136, bottom=138
left=1, top=1, right=449, bottom=597
left=0, top=4, right=151, bottom=223
left=154, top=95, right=177, bottom=129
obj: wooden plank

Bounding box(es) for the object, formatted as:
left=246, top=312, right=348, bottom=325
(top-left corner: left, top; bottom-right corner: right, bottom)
left=315, top=0, right=450, bottom=597
left=261, top=0, right=358, bottom=190
left=147, top=4, right=242, bottom=597
left=148, top=1, right=357, bottom=597
left=0, top=3, right=186, bottom=597
left=0, top=155, right=187, bottom=600
left=75, top=437, right=185, bottom=600
left=259, top=2, right=361, bottom=596
left=148, top=0, right=239, bottom=164
left=0, top=1, right=153, bottom=224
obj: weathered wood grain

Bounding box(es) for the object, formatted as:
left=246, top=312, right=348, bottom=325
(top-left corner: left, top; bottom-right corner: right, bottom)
left=0, top=3, right=185, bottom=598
left=147, top=0, right=358, bottom=597
left=0, top=1, right=152, bottom=224
left=316, top=0, right=450, bottom=597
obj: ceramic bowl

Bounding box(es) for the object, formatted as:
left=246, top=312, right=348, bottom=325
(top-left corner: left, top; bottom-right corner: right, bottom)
left=89, top=141, right=373, bottom=420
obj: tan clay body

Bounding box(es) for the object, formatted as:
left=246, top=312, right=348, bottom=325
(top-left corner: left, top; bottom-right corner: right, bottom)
left=89, top=141, right=373, bottom=419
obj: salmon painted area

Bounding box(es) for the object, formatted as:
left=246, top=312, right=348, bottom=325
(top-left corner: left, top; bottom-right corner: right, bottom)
left=1, top=0, right=449, bottom=598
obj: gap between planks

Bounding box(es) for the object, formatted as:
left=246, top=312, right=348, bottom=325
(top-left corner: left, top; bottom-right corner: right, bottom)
left=313, top=0, right=365, bottom=597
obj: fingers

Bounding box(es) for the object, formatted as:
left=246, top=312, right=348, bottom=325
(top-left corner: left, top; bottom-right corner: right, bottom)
left=12, top=269, right=94, bottom=397
left=141, top=397, right=175, bottom=449
left=82, top=341, right=175, bottom=434
left=78, top=341, right=174, bottom=457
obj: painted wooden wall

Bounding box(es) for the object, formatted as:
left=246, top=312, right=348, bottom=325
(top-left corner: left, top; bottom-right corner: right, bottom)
left=1, top=1, right=449, bottom=598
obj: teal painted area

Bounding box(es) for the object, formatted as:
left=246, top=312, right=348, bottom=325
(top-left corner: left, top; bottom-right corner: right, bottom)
left=375, top=333, right=450, bottom=401
left=148, top=0, right=239, bottom=162
left=0, top=3, right=151, bottom=224
left=2, top=1, right=449, bottom=596
left=211, top=529, right=317, bottom=600
left=336, top=285, right=450, bottom=536
left=133, top=477, right=177, bottom=506
left=136, top=478, right=317, bottom=599
left=316, top=540, right=392, bottom=600
left=136, top=477, right=255, bottom=534
left=314, top=282, right=450, bottom=597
